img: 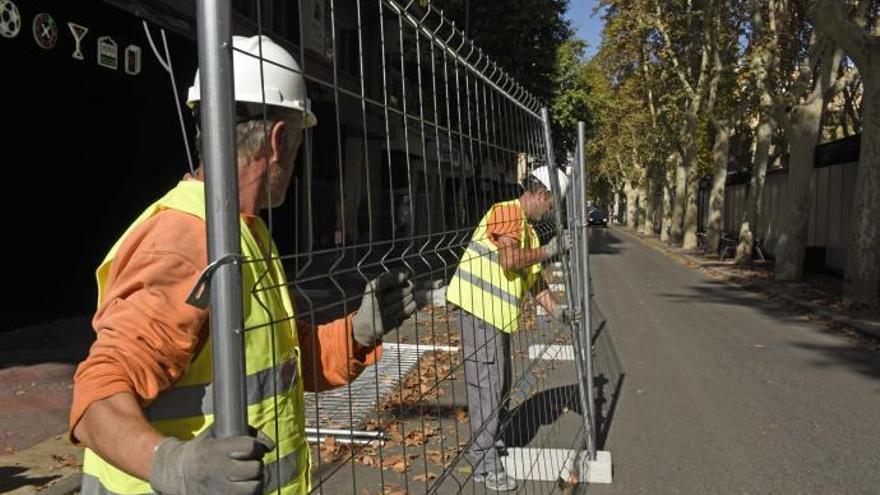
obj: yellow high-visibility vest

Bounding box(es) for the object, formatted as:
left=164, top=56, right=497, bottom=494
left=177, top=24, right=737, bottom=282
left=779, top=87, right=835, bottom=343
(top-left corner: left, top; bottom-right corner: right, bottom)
left=447, top=199, right=542, bottom=333
left=81, top=181, right=309, bottom=495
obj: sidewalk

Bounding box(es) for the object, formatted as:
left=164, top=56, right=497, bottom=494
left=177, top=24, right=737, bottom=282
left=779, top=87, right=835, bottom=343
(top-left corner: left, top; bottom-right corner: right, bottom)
left=1, top=295, right=597, bottom=493
left=0, top=316, right=93, bottom=494
left=613, top=225, right=880, bottom=345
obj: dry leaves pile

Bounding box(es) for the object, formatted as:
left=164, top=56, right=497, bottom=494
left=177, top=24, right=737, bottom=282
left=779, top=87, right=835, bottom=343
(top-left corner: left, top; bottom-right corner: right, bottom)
left=414, top=307, right=461, bottom=346
left=310, top=304, right=478, bottom=490
left=382, top=351, right=458, bottom=408
left=318, top=437, right=351, bottom=464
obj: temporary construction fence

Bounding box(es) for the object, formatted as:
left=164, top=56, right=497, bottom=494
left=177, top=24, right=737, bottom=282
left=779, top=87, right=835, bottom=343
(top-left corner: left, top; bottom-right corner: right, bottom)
left=192, top=0, right=610, bottom=493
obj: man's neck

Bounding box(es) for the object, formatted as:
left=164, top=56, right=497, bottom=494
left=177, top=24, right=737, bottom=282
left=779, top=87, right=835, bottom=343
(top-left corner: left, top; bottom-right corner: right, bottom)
left=186, top=164, right=263, bottom=217
left=519, top=192, right=535, bottom=221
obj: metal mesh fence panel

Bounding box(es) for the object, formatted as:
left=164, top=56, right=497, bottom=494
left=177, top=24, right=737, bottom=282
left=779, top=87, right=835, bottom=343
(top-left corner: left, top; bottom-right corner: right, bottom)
left=202, top=2, right=600, bottom=493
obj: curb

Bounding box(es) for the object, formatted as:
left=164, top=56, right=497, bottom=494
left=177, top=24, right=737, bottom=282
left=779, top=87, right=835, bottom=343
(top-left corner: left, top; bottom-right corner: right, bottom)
left=612, top=225, right=880, bottom=342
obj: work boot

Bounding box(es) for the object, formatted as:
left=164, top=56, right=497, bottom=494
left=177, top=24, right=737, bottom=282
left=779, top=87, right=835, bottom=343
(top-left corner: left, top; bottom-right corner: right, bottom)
left=475, top=470, right=517, bottom=492
left=494, top=439, right=508, bottom=457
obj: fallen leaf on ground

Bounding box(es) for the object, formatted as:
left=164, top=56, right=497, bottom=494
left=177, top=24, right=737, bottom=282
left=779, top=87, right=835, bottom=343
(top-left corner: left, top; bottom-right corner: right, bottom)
left=413, top=471, right=438, bottom=482
left=319, top=437, right=349, bottom=464
left=51, top=454, right=79, bottom=469
left=381, top=454, right=418, bottom=473
left=384, top=482, right=405, bottom=495
left=404, top=430, right=427, bottom=447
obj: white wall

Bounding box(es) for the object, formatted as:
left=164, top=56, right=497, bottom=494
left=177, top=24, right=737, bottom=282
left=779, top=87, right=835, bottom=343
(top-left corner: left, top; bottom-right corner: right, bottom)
left=721, top=162, right=858, bottom=273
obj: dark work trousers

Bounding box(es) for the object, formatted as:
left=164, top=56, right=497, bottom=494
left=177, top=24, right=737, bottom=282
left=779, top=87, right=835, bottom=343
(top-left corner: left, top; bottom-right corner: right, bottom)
left=459, top=309, right=512, bottom=475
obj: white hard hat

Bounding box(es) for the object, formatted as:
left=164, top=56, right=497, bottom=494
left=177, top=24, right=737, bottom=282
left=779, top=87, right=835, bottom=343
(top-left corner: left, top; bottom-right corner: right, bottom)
left=530, top=165, right=569, bottom=199
left=187, top=35, right=317, bottom=128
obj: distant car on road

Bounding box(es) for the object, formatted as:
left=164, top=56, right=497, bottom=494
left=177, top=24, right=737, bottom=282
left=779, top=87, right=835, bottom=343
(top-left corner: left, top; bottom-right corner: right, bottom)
left=587, top=207, right=609, bottom=227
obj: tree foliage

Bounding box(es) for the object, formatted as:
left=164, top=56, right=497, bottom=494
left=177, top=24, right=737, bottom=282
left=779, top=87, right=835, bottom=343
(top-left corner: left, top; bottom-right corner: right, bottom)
left=435, top=0, right=573, bottom=104
left=551, top=40, right=596, bottom=158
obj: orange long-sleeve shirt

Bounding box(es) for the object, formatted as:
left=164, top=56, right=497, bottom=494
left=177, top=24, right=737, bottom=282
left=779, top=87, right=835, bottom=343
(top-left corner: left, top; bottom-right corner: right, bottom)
left=486, top=202, right=528, bottom=247
left=70, top=208, right=380, bottom=436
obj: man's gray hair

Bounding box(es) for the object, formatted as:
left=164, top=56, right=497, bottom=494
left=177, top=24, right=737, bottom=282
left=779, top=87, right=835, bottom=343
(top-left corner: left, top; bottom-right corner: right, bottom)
left=235, top=119, right=277, bottom=160
left=195, top=110, right=303, bottom=163
left=521, top=175, right=549, bottom=195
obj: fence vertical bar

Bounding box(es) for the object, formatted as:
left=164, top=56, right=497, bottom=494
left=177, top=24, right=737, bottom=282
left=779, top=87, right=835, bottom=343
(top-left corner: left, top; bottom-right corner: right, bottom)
left=577, top=120, right=597, bottom=460
left=567, top=166, right=582, bottom=309
left=194, top=0, right=247, bottom=437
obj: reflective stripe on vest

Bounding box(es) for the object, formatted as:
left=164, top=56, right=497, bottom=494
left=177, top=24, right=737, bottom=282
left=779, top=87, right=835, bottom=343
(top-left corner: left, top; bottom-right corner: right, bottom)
left=446, top=199, right=541, bottom=333
left=144, top=356, right=298, bottom=422
left=81, top=181, right=310, bottom=495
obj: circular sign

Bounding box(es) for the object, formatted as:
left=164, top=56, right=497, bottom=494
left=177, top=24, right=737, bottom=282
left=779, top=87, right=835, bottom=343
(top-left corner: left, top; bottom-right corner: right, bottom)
left=32, top=12, right=57, bottom=49
left=0, top=0, right=21, bottom=39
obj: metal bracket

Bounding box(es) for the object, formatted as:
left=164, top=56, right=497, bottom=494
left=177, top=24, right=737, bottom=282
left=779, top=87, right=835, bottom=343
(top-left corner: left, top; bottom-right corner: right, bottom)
left=186, top=254, right=242, bottom=309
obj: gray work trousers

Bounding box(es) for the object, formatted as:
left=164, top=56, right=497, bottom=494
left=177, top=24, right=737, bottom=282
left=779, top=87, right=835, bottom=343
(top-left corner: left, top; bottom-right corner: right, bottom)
left=459, top=309, right=511, bottom=475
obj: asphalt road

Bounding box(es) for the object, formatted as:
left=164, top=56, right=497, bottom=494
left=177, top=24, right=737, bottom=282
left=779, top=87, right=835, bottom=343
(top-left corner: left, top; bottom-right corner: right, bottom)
left=586, top=227, right=880, bottom=495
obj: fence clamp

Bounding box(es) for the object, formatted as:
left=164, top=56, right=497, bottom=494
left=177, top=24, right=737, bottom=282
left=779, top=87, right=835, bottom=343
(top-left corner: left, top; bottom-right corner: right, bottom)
left=186, top=254, right=242, bottom=309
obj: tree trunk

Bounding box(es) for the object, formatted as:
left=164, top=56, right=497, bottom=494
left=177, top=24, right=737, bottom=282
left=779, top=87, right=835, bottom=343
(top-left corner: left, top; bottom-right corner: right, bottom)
left=644, top=172, right=656, bottom=236
left=625, top=182, right=638, bottom=228
left=844, top=71, right=880, bottom=305
left=670, top=148, right=688, bottom=244
left=707, top=120, right=731, bottom=253
left=682, top=163, right=701, bottom=250
left=658, top=2, right=713, bottom=247
left=735, top=109, right=775, bottom=264
left=612, top=188, right=621, bottom=224
left=679, top=104, right=704, bottom=250
left=774, top=99, right=826, bottom=280
left=810, top=0, right=880, bottom=304
left=661, top=156, right=677, bottom=243
left=775, top=42, right=843, bottom=281
left=638, top=177, right=651, bottom=234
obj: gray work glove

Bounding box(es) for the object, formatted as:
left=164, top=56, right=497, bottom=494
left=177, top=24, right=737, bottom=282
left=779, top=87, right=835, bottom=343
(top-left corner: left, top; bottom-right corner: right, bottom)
left=149, top=427, right=274, bottom=495
left=551, top=306, right=579, bottom=325
left=543, top=230, right=572, bottom=259
left=352, top=270, right=417, bottom=347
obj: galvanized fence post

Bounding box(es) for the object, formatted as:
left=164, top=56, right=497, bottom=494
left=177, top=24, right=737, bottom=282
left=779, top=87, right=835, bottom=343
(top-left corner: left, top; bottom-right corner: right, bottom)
left=576, top=120, right=597, bottom=460
left=540, top=108, right=594, bottom=470
left=194, top=0, right=247, bottom=438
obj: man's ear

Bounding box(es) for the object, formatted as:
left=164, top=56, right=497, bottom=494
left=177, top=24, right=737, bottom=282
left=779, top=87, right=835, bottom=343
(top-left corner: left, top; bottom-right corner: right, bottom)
left=269, top=119, right=287, bottom=163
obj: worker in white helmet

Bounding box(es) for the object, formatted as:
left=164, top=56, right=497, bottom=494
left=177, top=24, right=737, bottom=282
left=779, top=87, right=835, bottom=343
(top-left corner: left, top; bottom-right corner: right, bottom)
left=70, top=35, right=414, bottom=495
left=446, top=164, right=572, bottom=491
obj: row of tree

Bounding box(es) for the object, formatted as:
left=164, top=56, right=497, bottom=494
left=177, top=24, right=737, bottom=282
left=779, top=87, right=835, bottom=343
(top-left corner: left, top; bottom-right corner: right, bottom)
left=578, top=0, right=879, bottom=306
left=431, top=0, right=877, bottom=305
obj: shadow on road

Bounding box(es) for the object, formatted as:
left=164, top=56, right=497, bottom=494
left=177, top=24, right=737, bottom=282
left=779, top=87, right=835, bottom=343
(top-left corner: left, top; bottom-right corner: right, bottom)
left=588, top=228, right=625, bottom=256
left=791, top=331, right=880, bottom=384
left=659, top=280, right=880, bottom=383
left=503, top=383, right=582, bottom=448
left=0, top=466, right=61, bottom=493
left=500, top=310, right=627, bottom=452
left=658, top=280, right=810, bottom=326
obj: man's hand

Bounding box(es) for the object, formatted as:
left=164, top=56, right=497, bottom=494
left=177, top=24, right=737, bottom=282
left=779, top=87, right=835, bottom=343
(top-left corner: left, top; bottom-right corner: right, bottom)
left=149, top=427, right=274, bottom=495
left=352, top=270, right=417, bottom=347
left=543, top=230, right=572, bottom=259
left=551, top=306, right=580, bottom=325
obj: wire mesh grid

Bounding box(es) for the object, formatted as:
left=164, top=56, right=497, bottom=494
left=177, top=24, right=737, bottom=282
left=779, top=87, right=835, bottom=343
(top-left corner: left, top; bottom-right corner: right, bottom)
left=215, top=1, right=597, bottom=493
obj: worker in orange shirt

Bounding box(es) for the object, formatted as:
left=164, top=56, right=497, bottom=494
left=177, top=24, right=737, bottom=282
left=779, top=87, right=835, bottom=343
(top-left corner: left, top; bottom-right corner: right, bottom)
left=70, top=35, right=415, bottom=495
left=447, top=166, right=572, bottom=491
